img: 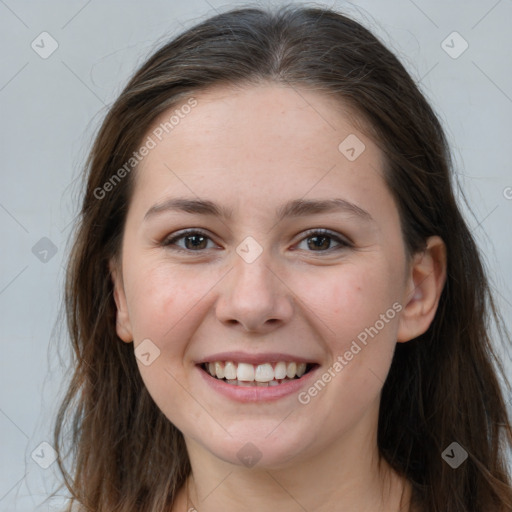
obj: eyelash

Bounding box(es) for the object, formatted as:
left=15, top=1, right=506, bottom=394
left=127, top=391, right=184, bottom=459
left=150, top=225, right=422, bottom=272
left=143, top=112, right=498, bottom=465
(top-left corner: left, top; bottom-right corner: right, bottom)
left=160, top=228, right=352, bottom=254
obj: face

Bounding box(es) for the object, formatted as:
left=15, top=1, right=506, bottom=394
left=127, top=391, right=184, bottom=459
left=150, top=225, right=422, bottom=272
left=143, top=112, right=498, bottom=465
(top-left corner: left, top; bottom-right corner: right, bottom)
left=110, top=83, right=417, bottom=469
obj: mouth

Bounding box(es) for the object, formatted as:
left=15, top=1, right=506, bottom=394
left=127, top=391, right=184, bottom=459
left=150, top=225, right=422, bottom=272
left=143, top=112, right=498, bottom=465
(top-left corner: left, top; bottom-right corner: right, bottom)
left=198, top=361, right=319, bottom=387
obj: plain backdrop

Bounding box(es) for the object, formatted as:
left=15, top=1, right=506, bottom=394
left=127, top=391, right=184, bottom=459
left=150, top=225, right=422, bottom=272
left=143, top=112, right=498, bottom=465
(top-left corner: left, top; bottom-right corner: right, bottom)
left=0, top=0, right=511, bottom=510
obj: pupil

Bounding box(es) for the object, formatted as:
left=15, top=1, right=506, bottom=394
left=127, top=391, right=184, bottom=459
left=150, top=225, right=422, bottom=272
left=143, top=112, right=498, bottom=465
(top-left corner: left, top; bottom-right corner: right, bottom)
left=186, top=235, right=206, bottom=249
left=308, top=236, right=330, bottom=250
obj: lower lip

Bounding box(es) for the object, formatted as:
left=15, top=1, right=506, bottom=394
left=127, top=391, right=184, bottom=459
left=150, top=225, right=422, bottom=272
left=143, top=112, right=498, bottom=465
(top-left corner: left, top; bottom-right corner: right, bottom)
left=197, top=364, right=320, bottom=403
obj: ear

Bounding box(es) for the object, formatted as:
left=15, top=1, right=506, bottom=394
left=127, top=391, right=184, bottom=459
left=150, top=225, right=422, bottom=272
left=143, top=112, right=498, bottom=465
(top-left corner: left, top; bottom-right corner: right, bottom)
left=397, top=235, right=447, bottom=343
left=109, top=258, right=133, bottom=343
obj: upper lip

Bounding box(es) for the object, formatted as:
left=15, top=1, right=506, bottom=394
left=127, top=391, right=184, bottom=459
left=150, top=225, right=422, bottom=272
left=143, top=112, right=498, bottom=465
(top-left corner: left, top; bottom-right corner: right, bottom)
left=196, top=351, right=319, bottom=365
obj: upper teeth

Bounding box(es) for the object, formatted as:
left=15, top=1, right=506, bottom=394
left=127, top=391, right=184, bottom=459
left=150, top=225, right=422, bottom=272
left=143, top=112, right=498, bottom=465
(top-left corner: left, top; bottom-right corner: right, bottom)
left=206, top=361, right=308, bottom=382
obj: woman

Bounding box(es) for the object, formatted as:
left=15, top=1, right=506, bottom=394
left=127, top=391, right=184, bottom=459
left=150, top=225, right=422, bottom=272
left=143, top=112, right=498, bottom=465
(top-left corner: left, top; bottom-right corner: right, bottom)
left=53, top=4, right=512, bottom=511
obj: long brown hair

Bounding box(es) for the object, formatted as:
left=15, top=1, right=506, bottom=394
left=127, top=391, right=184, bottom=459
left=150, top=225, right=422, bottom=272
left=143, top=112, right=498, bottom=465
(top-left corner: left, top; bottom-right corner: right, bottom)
left=53, top=4, right=512, bottom=511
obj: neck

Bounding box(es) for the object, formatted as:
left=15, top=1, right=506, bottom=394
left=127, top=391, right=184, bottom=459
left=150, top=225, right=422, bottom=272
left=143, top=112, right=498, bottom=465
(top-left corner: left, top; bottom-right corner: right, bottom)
left=185, top=459, right=411, bottom=512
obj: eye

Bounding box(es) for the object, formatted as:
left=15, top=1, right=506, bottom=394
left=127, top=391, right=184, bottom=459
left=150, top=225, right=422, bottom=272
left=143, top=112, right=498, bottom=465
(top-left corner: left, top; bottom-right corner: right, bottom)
left=161, top=229, right=217, bottom=252
left=161, top=228, right=352, bottom=254
left=295, top=229, right=351, bottom=252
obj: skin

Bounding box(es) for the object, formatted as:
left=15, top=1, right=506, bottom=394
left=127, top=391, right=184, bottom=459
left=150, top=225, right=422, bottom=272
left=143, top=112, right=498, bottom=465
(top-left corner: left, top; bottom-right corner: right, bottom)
left=110, top=83, right=447, bottom=511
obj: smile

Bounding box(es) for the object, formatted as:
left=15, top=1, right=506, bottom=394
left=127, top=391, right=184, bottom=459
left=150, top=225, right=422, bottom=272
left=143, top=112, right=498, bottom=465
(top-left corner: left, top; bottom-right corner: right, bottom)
left=200, top=361, right=317, bottom=387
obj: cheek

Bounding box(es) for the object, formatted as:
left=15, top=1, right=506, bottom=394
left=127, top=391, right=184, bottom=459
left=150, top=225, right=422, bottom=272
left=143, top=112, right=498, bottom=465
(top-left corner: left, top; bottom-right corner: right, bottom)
left=125, top=262, right=203, bottom=343
left=291, top=264, right=401, bottom=430
left=295, top=259, right=403, bottom=407
left=123, top=263, right=210, bottom=426
left=302, top=261, right=401, bottom=341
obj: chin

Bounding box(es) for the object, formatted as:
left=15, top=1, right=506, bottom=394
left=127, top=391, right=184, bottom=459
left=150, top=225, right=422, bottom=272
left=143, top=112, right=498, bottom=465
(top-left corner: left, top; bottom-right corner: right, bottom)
left=198, top=426, right=316, bottom=470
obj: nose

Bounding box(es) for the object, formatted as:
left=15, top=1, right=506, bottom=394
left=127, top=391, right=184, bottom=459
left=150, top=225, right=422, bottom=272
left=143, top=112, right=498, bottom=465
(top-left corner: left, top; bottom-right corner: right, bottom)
left=215, top=251, right=294, bottom=334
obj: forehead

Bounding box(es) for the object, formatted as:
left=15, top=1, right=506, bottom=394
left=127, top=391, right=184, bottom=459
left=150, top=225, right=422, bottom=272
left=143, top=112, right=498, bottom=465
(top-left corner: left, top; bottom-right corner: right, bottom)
left=144, top=82, right=373, bottom=162
left=130, top=83, right=393, bottom=223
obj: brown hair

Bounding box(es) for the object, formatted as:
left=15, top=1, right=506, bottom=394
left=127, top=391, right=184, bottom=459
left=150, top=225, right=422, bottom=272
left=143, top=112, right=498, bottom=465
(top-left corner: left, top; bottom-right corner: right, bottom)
left=53, top=4, right=512, bottom=511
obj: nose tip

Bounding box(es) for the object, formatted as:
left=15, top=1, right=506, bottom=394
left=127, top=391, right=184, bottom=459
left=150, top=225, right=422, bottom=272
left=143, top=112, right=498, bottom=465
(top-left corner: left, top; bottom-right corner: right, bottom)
left=215, top=256, right=293, bottom=333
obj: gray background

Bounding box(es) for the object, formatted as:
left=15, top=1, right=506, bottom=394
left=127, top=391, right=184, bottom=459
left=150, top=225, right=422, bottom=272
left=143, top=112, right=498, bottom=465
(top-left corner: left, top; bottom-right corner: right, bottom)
left=1, top=0, right=511, bottom=510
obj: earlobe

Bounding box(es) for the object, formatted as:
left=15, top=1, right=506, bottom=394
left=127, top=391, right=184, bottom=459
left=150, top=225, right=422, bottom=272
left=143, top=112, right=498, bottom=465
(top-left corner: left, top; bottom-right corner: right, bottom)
left=109, top=259, right=133, bottom=343
left=396, top=236, right=447, bottom=343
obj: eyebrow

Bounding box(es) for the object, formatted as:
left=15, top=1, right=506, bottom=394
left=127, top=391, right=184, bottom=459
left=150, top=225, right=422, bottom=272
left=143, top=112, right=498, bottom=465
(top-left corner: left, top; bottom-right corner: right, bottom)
left=144, top=197, right=374, bottom=223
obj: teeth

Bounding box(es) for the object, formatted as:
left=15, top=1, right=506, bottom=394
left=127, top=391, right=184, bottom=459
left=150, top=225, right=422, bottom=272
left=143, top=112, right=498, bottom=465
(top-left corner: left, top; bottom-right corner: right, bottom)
left=274, top=361, right=287, bottom=380
left=286, top=362, right=297, bottom=379
left=236, top=362, right=255, bottom=382
left=203, top=360, right=312, bottom=382
left=222, top=378, right=295, bottom=387
left=254, top=363, right=274, bottom=382
left=214, top=361, right=224, bottom=379
left=224, top=361, right=237, bottom=380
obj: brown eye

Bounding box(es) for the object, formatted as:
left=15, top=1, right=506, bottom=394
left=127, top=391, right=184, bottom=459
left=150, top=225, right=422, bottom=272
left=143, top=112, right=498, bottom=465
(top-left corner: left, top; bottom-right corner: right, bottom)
left=182, top=234, right=208, bottom=250
left=307, top=235, right=332, bottom=251
left=162, top=230, right=216, bottom=252
left=296, top=229, right=351, bottom=252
